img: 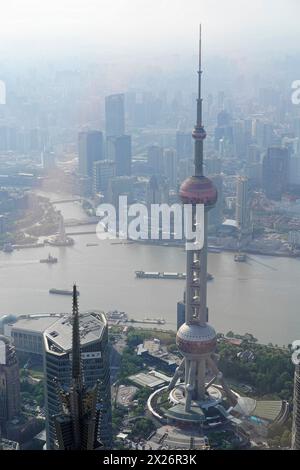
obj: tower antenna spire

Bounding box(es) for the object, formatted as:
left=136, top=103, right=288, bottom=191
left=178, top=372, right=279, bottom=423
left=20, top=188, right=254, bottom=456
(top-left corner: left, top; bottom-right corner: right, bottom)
left=192, top=23, right=206, bottom=176
left=197, top=23, right=202, bottom=126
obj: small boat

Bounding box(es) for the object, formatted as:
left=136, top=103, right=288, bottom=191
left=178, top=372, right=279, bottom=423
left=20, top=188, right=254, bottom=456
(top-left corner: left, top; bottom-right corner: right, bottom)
left=49, top=288, right=80, bottom=296
left=86, top=243, right=99, bottom=247
left=135, top=270, right=214, bottom=281
left=40, top=253, right=58, bottom=264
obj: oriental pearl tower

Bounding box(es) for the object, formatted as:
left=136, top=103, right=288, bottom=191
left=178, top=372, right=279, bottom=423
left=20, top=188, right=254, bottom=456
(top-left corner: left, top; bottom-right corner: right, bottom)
left=167, top=26, right=235, bottom=413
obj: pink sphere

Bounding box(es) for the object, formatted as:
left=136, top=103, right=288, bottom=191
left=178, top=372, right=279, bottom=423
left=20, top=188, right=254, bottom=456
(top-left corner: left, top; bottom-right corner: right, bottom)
left=192, top=125, right=206, bottom=140
left=176, top=322, right=217, bottom=355
left=179, top=175, right=217, bottom=207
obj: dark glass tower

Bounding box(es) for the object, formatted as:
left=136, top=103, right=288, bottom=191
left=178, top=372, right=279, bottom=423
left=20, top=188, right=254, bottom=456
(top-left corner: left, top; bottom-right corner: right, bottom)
left=292, top=363, right=300, bottom=450
left=78, top=131, right=104, bottom=177
left=53, top=286, right=102, bottom=450
left=44, top=286, right=112, bottom=450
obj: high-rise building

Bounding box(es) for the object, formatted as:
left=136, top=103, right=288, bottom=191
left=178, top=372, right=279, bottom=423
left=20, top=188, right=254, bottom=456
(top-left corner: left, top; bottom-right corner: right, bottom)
left=292, top=363, right=300, bottom=450
left=93, top=160, right=116, bottom=196
left=0, top=336, right=20, bottom=434
left=232, top=120, right=247, bottom=159
left=44, top=290, right=111, bottom=449
left=113, top=135, right=132, bottom=177
left=209, top=174, right=223, bottom=227
left=41, top=150, right=56, bottom=171
left=108, top=176, right=136, bottom=211
left=147, top=145, right=163, bottom=175
left=253, top=120, right=274, bottom=150
left=78, top=131, right=104, bottom=177
left=176, top=132, right=192, bottom=160
left=289, top=153, right=300, bottom=188
left=105, top=94, right=125, bottom=137
left=163, top=148, right=177, bottom=189
left=53, top=286, right=104, bottom=450
left=245, top=162, right=262, bottom=186
left=262, top=147, right=289, bottom=200
left=247, top=144, right=261, bottom=165
left=236, top=176, right=250, bottom=232
left=146, top=175, right=169, bottom=206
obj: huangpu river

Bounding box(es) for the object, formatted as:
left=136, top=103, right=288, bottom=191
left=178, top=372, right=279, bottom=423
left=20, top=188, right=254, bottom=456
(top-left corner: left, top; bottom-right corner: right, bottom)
left=0, top=193, right=299, bottom=346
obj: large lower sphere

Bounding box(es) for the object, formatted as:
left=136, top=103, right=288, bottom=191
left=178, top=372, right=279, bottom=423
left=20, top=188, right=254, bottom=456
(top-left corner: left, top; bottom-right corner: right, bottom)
left=180, top=175, right=217, bottom=207
left=176, top=322, right=217, bottom=355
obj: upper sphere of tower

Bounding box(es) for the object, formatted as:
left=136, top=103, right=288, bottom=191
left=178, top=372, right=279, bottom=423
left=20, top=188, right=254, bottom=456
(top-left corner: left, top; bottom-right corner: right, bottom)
left=179, top=175, right=217, bottom=207
left=192, top=125, right=206, bottom=141
left=176, top=322, right=217, bottom=355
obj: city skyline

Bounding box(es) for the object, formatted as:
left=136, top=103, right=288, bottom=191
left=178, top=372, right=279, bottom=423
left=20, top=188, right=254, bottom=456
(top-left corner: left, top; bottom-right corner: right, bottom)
left=0, top=2, right=299, bottom=452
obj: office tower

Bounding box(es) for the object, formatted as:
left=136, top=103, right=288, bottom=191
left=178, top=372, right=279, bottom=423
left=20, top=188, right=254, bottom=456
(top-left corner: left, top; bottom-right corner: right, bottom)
left=247, top=144, right=261, bottom=165
left=163, top=148, right=177, bottom=189
left=0, top=336, right=20, bottom=434
left=292, top=363, right=300, bottom=450
left=0, top=215, right=6, bottom=234
left=176, top=132, right=193, bottom=160
left=53, top=286, right=102, bottom=450
left=214, top=123, right=233, bottom=152
left=147, top=145, right=163, bottom=175
left=253, top=120, right=274, bottom=149
left=209, top=174, right=223, bottom=227
left=42, top=149, right=56, bottom=171
left=262, top=147, right=289, bottom=200
left=44, top=288, right=112, bottom=449
left=236, top=176, right=250, bottom=232
left=93, top=160, right=116, bottom=195
left=108, top=176, right=136, bottom=208
left=245, top=162, right=262, bottom=186
left=232, top=120, right=247, bottom=159
left=167, top=27, right=235, bottom=415
left=105, top=135, right=116, bottom=161
left=289, top=153, right=300, bottom=187
left=77, top=175, right=93, bottom=198
left=105, top=94, right=125, bottom=137
left=146, top=175, right=170, bottom=241
left=217, top=91, right=225, bottom=110
left=293, top=117, right=300, bottom=140
left=78, top=131, right=104, bottom=177
left=113, top=135, right=132, bottom=177
left=0, top=127, right=8, bottom=152
left=146, top=175, right=169, bottom=206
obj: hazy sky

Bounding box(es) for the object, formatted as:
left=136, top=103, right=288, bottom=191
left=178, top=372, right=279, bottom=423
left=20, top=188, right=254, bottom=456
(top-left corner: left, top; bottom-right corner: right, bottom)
left=0, top=0, right=299, bottom=58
